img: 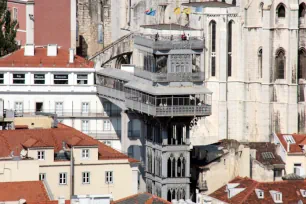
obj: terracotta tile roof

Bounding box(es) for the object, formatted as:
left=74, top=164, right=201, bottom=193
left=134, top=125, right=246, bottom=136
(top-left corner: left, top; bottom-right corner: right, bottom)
left=275, top=133, right=306, bottom=153
left=27, top=201, right=71, bottom=204
left=0, top=181, right=50, bottom=202
left=0, top=47, right=94, bottom=68
left=247, top=142, right=285, bottom=166
left=112, top=193, right=171, bottom=204
left=209, top=177, right=306, bottom=203
left=0, top=123, right=139, bottom=162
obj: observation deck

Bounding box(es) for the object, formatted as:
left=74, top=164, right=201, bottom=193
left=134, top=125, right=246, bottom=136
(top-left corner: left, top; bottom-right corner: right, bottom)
left=96, top=67, right=212, bottom=117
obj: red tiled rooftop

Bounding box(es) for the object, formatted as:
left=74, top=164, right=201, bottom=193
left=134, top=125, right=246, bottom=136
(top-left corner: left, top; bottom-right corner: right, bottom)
left=0, top=47, right=94, bottom=68
left=209, top=177, right=306, bottom=203
left=112, top=192, right=171, bottom=204
left=247, top=142, right=285, bottom=166
left=275, top=133, right=306, bottom=153
left=0, top=181, right=50, bottom=202
left=0, top=123, right=139, bottom=162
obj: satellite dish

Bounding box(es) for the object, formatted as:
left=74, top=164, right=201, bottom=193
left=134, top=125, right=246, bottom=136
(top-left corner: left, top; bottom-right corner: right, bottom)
left=20, top=149, right=28, bottom=158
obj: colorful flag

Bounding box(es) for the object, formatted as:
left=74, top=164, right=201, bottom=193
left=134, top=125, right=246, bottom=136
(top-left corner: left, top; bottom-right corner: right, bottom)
left=183, top=8, right=191, bottom=14
left=174, top=7, right=181, bottom=15
left=195, top=7, right=203, bottom=13
left=145, top=8, right=156, bottom=16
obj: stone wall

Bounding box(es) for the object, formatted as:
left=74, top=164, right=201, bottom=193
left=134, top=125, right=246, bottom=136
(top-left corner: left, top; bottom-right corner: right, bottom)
left=77, top=0, right=112, bottom=57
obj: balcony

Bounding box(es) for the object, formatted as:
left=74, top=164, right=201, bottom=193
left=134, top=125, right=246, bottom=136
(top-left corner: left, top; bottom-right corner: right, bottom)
left=96, top=68, right=213, bottom=117
left=97, top=85, right=125, bottom=101
left=16, top=109, right=121, bottom=118
left=134, top=68, right=204, bottom=82
left=125, top=99, right=211, bottom=117
left=86, top=131, right=121, bottom=140
left=134, top=35, right=204, bottom=51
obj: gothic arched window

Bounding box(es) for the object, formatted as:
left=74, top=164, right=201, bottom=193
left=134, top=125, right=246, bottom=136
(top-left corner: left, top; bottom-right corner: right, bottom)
left=260, top=3, right=264, bottom=19
left=258, top=48, right=263, bottom=78
left=299, top=48, right=306, bottom=79
left=210, top=20, right=217, bottom=77
left=277, top=4, right=286, bottom=18
left=167, top=158, right=172, bottom=177
left=299, top=3, right=306, bottom=18
left=177, top=158, right=182, bottom=177
left=172, top=158, right=176, bottom=177
left=275, top=48, right=286, bottom=80
left=228, top=21, right=233, bottom=77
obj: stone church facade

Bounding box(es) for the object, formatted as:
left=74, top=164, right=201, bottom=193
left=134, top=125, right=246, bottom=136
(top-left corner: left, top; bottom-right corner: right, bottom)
left=89, top=0, right=306, bottom=143
left=81, top=0, right=306, bottom=200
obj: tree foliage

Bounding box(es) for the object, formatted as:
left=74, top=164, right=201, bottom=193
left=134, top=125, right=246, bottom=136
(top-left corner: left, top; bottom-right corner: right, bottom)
left=0, top=0, right=18, bottom=56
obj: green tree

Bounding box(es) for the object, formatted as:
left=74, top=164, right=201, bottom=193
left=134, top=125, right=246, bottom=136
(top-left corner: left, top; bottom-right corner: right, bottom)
left=0, top=0, right=18, bottom=56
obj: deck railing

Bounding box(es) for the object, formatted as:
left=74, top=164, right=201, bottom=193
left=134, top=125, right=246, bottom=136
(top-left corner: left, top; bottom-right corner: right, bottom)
left=13, top=109, right=121, bottom=118
left=134, top=67, right=205, bottom=82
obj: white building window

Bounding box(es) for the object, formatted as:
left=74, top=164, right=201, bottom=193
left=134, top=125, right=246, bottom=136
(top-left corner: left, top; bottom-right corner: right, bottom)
left=98, top=24, right=103, bottom=44
left=77, top=74, right=88, bottom=84
left=55, top=102, right=63, bottom=116
left=294, top=163, right=303, bottom=176
left=0, top=73, right=4, bottom=84
left=59, top=173, right=67, bottom=185
left=103, top=120, right=111, bottom=131
left=81, top=102, right=89, bottom=114
left=82, top=172, right=90, bottom=184
left=103, top=140, right=111, bottom=146
left=34, top=74, right=45, bottom=84
left=13, top=74, right=25, bottom=84
left=14, top=102, right=23, bottom=114
left=274, top=192, right=282, bottom=202
left=54, top=74, right=68, bottom=84
left=13, top=8, right=18, bottom=20
left=255, top=189, right=264, bottom=199
left=39, top=173, right=46, bottom=181
left=37, top=150, right=45, bottom=160
left=82, top=120, right=89, bottom=133
left=105, top=171, right=113, bottom=184
left=82, top=149, right=90, bottom=159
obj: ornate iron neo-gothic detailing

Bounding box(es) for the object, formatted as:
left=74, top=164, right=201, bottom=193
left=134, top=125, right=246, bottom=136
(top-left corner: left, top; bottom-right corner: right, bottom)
left=169, top=54, right=192, bottom=73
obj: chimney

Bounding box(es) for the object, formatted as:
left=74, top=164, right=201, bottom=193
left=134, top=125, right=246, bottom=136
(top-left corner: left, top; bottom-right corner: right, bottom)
left=69, top=48, right=74, bottom=63
left=58, top=197, right=65, bottom=204
left=24, top=44, right=35, bottom=56
left=47, top=44, right=58, bottom=56
left=287, top=142, right=290, bottom=152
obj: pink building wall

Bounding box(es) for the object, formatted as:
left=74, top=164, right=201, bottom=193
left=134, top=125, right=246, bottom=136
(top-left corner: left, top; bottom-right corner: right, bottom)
left=34, top=0, right=71, bottom=50
left=7, top=0, right=72, bottom=49
left=7, top=1, right=26, bottom=45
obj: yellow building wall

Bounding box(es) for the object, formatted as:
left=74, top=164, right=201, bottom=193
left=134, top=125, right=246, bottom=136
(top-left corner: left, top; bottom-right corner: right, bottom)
left=0, top=159, right=39, bottom=182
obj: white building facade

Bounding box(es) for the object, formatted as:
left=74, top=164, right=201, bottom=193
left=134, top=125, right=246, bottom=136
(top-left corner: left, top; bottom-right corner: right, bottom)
left=0, top=44, right=122, bottom=151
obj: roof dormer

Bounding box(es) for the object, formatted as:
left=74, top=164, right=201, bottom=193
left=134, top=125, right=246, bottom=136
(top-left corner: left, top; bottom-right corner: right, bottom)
left=270, top=191, right=282, bottom=203
left=226, top=183, right=245, bottom=199
left=255, top=189, right=264, bottom=199
left=300, top=189, right=306, bottom=197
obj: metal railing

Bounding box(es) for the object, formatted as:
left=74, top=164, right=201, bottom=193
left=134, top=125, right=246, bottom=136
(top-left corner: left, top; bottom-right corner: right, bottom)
left=134, top=35, right=204, bottom=50
left=97, top=85, right=126, bottom=101
left=13, top=109, right=121, bottom=118
left=126, top=99, right=211, bottom=117
left=86, top=131, right=121, bottom=140
left=134, top=67, right=205, bottom=82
